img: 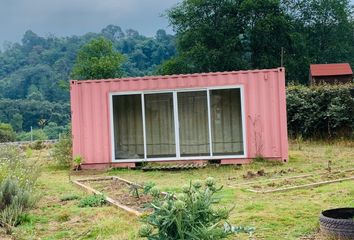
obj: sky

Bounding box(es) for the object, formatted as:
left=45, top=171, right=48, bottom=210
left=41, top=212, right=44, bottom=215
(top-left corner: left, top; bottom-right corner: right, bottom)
left=0, top=0, right=353, bottom=47
left=0, top=0, right=182, bottom=46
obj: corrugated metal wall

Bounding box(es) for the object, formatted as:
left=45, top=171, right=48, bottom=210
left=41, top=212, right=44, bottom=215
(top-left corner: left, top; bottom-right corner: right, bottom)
left=70, top=68, right=288, bottom=167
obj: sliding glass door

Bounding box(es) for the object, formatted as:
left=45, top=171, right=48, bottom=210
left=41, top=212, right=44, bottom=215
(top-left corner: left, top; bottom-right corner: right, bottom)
left=111, top=87, right=244, bottom=161
left=112, top=94, right=144, bottom=159
left=210, top=89, right=244, bottom=155
left=178, top=91, right=209, bottom=156
left=144, top=93, right=176, bottom=158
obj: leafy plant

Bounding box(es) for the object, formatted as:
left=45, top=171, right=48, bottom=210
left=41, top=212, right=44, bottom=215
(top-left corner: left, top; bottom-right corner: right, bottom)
left=60, top=194, right=80, bottom=202
left=52, top=130, right=72, bottom=168
left=78, top=194, right=106, bottom=208
left=73, top=155, right=83, bottom=171
left=139, top=177, right=254, bottom=239
left=143, top=182, right=156, bottom=194
left=0, top=178, right=36, bottom=233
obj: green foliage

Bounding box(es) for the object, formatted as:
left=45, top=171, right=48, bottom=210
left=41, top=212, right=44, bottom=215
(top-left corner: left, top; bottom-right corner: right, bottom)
left=52, top=131, right=72, bottom=168
left=0, top=146, right=40, bottom=189
left=43, top=122, right=67, bottom=140
left=60, top=194, right=80, bottom=202
left=78, top=194, right=106, bottom=208
left=17, top=129, right=47, bottom=141
left=73, top=155, right=82, bottom=166
left=287, top=84, right=354, bottom=138
left=162, top=0, right=251, bottom=74
left=29, top=140, right=45, bottom=150
left=0, top=123, right=16, bottom=143
left=283, top=0, right=354, bottom=83
left=163, top=0, right=354, bottom=84
left=140, top=177, right=253, bottom=239
left=0, top=27, right=175, bottom=132
left=0, top=178, right=35, bottom=232
left=0, top=99, right=70, bottom=133
left=143, top=182, right=156, bottom=195
left=9, top=113, right=23, bottom=132
left=71, top=37, right=125, bottom=80
left=0, top=146, right=39, bottom=233
left=73, top=155, right=83, bottom=171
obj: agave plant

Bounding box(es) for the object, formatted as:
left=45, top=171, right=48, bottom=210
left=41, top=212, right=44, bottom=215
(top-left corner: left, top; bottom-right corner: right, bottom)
left=139, top=177, right=254, bottom=240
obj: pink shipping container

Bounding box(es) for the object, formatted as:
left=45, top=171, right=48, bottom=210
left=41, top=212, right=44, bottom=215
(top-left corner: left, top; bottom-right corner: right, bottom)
left=70, top=67, right=288, bottom=169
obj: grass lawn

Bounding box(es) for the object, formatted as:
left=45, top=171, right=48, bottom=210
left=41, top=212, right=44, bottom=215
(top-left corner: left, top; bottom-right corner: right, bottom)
left=7, top=140, right=354, bottom=240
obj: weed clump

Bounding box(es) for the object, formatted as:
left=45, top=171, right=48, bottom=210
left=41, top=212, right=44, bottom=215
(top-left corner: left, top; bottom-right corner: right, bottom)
left=60, top=194, right=80, bottom=202
left=52, top=131, right=72, bottom=168
left=29, top=140, right=45, bottom=150
left=0, top=178, right=36, bottom=233
left=0, top=145, right=40, bottom=190
left=78, top=194, right=106, bottom=208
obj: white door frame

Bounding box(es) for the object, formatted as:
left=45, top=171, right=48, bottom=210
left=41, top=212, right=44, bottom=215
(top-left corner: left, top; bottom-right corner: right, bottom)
left=109, top=85, right=247, bottom=163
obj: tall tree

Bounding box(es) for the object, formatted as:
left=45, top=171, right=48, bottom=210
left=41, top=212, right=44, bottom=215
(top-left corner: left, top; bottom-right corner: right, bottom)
left=161, top=0, right=354, bottom=84
left=71, top=37, right=125, bottom=80
left=284, top=0, right=354, bottom=83
left=240, top=0, right=292, bottom=69
left=160, top=0, right=291, bottom=75
left=160, top=0, right=250, bottom=74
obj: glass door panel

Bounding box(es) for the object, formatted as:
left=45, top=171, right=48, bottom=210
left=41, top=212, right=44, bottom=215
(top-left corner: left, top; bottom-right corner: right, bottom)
left=178, top=91, right=210, bottom=157
left=145, top=93, right=176, bottom=158
left=210, top=89, right=244, bottom=155
left=112, top=95, right=144, bottom=159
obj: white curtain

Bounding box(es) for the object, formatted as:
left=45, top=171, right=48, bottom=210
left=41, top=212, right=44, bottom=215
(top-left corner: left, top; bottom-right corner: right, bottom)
left=178, top=91, right=210, bottom=156
left=145, top=93, right=176, bottom=158
left=113, top=95, right=144, bottom=159
left=211, top=89, right=244, bottom=155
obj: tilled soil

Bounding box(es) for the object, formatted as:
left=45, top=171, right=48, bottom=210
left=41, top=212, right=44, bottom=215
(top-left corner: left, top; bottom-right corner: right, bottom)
left=87, top=179, right=153, bottom=212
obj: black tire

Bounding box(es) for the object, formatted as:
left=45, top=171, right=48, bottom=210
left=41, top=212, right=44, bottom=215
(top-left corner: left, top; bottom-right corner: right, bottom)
left=319, top=208, right=354, bottom=239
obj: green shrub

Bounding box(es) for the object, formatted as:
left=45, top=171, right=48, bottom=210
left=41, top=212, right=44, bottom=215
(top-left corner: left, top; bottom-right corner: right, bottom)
left=0, top=178, right=36, bottom=233
left=29, top=140, right=45, bottom=150
left=139, top=178, right=253, bottom=240
left=16, top=129, right=47, bottom=141
left=0, top=123, right=16, bottom=143
left=78, top=194, right=106, bottom=208
left=287, top=84, right=354, bottom=139
left=0, top=147, right=39, bottom=233
left=73, top=155, right=83, bottom=171
left=43, top=122, right=66, bottom=140
left=0, top=145, right=40, bottom=189
left=52, top=132, right=72, bottom=167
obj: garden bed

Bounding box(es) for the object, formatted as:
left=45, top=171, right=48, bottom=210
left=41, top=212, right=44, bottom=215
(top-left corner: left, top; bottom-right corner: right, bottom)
left=87, top=178, right=152, bottom=212
left=229, top=169, right=354, bottom=193
left=72, top=176, right=153, bottom=216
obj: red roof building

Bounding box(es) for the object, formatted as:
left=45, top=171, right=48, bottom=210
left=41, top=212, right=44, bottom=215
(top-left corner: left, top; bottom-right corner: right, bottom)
left=309, top=63, right=353, bottom=85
